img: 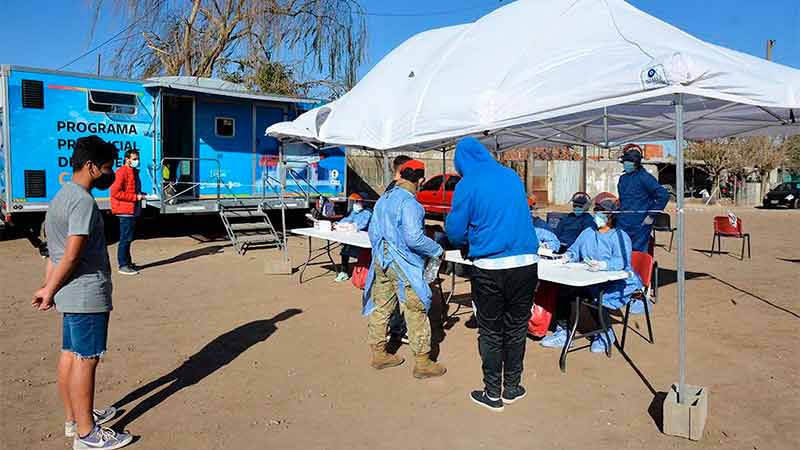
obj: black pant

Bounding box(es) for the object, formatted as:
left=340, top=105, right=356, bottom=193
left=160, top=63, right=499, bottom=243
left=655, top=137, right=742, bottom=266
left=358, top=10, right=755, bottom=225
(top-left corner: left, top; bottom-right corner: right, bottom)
left=471, top=263, right=538, bottom=398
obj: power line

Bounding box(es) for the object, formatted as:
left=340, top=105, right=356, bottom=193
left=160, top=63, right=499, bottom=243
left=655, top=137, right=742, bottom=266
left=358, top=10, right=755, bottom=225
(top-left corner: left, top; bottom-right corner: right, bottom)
left=57, top=0, right=165, bottom=71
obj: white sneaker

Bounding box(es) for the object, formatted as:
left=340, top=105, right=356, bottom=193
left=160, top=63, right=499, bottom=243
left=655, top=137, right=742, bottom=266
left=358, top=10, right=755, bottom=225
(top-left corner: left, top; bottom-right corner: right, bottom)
left=65, top=407, right=118, bottom=437
left=73, top=426, right=132, bottom=450
left=334, top=272, right=350, bottom=282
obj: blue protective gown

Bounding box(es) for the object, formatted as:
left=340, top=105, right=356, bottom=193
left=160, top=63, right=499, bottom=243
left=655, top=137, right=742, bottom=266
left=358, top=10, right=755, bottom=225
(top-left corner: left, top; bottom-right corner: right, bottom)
left=533, top=216, right=561, bottom=250
left=339, top=208, right=372, bottom=230
left=565, top=227, right=643, bottom=310
left=617, top=168, right=669, bottom=252
left=362, top=185, right=443, bottom=315
left=554, top=212, right=596, bottom=249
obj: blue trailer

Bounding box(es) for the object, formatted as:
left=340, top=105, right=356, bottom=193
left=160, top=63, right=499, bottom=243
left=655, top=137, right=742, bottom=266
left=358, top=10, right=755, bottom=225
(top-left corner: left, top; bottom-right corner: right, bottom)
left=0, top=66, right=346, bottom=236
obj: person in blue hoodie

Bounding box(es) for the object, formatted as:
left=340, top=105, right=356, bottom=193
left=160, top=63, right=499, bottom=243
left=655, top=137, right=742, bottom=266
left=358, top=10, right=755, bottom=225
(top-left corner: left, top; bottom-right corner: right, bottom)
left=362, top=159, right=446, bottom=379
left=446, top=137, right=539, bottom=412
left=617, top=144, right=669, bottom=253
left=540, top=192, right=643, bottom=353
left=334, top=193, right=372, bottom=282
left=554, top=192, right=596, bottom=250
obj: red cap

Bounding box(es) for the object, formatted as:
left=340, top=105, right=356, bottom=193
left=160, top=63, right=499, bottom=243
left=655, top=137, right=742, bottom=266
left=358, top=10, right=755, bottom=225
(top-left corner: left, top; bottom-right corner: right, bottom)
left=398, top=159, right=425, bottom=172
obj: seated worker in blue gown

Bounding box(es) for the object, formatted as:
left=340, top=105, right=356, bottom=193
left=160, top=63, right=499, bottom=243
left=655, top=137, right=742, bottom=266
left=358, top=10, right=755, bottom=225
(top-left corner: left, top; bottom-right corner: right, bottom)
left=554, top=192, right=596, bottom=251
left=334, top=193, right=372, bottom=282
left=528, top=195, right=561, bottom=252
left=540, top=192, right=643, bottom=354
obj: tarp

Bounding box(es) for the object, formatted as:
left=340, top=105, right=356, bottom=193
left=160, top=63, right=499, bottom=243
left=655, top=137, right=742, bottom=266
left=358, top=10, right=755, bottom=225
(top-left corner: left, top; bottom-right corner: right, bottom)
left=267, top=0, right=800, bottom=151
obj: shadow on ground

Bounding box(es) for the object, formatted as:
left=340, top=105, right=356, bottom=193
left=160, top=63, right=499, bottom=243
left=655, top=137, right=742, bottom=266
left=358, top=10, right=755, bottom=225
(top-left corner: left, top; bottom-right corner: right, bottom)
left=111, top=308, right=302, bottom=430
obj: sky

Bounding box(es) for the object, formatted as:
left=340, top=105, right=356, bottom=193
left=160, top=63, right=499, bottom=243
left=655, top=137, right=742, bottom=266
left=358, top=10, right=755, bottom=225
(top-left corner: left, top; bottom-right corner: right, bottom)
left=1, top=0, right=798, bottom=77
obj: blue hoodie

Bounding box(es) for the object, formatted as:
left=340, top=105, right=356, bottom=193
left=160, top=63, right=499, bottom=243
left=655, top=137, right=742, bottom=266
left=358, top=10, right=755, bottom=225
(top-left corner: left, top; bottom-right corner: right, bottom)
left=445, top=137, right=539, bottom=260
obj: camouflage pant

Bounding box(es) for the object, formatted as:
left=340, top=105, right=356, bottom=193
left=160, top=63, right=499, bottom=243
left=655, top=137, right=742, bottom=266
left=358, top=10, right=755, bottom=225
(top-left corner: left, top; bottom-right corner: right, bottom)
left=367, top=259, right=431, bottom=356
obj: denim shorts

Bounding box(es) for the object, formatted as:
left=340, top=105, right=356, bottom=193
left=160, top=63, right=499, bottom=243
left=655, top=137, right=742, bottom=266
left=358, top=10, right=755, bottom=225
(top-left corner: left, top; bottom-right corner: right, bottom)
left=62, top=312, right=110, bottom=358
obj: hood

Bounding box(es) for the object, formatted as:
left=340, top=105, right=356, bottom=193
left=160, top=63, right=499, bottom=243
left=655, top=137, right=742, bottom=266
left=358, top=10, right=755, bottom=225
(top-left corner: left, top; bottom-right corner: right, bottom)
left=454, top=137, right=497, bottom=176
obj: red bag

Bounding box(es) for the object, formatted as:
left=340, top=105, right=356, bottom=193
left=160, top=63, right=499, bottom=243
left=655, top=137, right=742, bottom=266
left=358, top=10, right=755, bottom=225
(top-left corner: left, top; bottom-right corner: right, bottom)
left=528, top=281, right=559, bottom=337
left=351, top=249, right=372, bottom=290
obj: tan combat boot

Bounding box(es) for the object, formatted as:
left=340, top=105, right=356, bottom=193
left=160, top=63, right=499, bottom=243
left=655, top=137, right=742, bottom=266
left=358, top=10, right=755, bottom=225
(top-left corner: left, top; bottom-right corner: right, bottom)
left=371, top=344, right=405, bottom=369
left=413, top=353, right=446, bottom=379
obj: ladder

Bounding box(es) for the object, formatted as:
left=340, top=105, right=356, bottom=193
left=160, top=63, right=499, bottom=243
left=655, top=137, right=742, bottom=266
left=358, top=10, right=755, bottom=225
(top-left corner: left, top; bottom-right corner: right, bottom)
left=219, top=203, right=283, bottom=255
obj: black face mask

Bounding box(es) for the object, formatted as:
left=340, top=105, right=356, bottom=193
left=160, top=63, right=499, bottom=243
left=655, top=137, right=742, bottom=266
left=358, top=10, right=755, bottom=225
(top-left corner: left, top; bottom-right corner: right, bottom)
left=93, top=171, right=116, bottom=191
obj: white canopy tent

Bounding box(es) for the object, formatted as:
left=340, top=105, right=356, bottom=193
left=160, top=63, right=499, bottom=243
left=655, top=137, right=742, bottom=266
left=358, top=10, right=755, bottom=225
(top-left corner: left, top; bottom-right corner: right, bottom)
left=267, top=0, right=800, bottom=406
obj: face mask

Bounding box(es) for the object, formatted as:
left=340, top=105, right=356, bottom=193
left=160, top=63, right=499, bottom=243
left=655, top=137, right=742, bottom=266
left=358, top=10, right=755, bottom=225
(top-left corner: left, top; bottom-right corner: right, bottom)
left=93, top=167, right=116, bottom=191
left=352, top=203, right=363, bottom=213
left=130, top=159, right=140, bottom=169
left=573, top=206, right=584, bottom=215
left=593, top=212, right=608, bottom=229
left=623, top=161, right=636, bottom=174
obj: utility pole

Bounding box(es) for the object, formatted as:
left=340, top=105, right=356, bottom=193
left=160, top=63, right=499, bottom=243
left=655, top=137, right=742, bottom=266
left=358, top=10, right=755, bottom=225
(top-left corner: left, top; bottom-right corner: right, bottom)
left=766, top=39, right=775, bottom=61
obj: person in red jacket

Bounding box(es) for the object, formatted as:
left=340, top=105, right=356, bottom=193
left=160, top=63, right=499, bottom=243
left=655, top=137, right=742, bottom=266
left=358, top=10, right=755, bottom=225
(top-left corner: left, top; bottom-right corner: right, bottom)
left=110, top=150, right=144, bottom=275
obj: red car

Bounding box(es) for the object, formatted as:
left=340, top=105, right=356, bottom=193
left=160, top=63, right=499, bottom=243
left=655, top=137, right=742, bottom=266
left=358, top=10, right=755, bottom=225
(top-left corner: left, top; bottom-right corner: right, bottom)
left=416, top=173, right=461, bottom=215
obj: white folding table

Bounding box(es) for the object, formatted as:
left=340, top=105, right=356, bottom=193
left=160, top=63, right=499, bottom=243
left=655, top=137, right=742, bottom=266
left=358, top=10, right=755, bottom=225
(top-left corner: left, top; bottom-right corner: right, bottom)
left=290, top=227, right=370, bottom=283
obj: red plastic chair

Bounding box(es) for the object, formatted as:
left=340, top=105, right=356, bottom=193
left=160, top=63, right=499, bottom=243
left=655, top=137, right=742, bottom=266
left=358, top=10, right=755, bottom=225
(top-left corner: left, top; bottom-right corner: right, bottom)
left=711, top=216, right=751, bottom=260
left=621, top=251, right=656, bottom=350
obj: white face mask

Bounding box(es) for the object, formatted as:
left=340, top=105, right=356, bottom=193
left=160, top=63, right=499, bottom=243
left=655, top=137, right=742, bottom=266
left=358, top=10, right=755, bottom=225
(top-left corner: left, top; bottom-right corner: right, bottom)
left=129, top=159, right=140, bottom=169
left=352, top=203, right=363, bottom=212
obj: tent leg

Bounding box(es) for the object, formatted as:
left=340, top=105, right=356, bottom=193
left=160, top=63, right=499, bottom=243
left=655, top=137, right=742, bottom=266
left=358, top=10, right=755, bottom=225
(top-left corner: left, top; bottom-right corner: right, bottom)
left=382, top=151, right=391, bottom=187
left=675, top=93, right=687, bottom=405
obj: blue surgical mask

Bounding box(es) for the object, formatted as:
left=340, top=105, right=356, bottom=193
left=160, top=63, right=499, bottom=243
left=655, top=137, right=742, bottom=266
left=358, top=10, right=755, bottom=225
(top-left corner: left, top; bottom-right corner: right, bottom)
left=623, top=161, right=636, bottom=174
left=352, top=203, right=363, bottom=213
left=593, top=212, right=608, bottom=228
left=573, top=206, right=585, bottom=215
left=130, top=159, right=140, bottom=169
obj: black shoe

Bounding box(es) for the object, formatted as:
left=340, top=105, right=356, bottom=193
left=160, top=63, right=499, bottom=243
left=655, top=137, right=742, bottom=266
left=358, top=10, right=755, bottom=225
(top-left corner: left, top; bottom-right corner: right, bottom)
left=470, top=390, right=504, bottom=412
left=465, top=314, right=478, bottom=329
left=502, top=385, right=527, bottom=404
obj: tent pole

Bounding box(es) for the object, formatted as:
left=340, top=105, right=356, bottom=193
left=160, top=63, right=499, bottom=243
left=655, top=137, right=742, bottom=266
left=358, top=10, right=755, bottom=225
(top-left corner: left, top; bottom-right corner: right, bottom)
left=279, top=142, right=288, bottom=260
left=580, top=125, right=588, bottom=193
left=675, top=93, right=687, bottom=404
left=582, top=146, right=588, bottom=192
left=603, top=107, right=609, bottom=150
left=442, top=147, right=448, bottom=220
left=382, top=151, right=390, bottom=187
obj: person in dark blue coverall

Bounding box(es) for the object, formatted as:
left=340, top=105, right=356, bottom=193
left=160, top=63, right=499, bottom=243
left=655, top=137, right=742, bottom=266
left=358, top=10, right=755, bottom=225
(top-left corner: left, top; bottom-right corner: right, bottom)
left=554, top=192, right=596, bottom=251
left=616, top=144, right=669, bottom=253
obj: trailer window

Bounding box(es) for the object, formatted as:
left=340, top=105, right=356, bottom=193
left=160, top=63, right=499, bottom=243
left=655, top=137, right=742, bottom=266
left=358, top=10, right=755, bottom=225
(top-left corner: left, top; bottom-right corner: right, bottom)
left=215, top=117, right=235, bottom=137
left=88, top=90, right=137, bottom=115
left=21, top=80, right=44, bottom=109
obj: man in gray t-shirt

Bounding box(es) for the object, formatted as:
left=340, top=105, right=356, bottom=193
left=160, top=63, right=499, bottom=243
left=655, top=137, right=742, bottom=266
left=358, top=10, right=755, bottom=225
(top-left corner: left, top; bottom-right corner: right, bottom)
left=46, top=182, right=113, bottom=313
left=32, top=135, right=133, bottom=449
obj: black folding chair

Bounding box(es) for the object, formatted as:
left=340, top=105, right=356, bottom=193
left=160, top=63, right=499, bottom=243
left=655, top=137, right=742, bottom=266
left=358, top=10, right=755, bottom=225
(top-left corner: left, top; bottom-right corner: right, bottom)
left=651, top=212, right=676, bottom=252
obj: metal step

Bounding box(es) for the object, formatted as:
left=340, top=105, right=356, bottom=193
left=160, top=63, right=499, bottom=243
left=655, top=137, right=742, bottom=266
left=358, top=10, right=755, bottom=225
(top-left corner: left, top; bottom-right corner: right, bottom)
left=229, top=222, right=270, bottom=231
left=221, top=210, right=260, bottom=219
left=235, top=234, right=281, bottom=245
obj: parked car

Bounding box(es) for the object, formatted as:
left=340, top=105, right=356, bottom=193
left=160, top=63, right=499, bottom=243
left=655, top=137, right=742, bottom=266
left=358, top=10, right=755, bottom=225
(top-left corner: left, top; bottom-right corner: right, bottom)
left=762, top=182, right=800, bottom=209
left=417, top=173, right=461, bottom=215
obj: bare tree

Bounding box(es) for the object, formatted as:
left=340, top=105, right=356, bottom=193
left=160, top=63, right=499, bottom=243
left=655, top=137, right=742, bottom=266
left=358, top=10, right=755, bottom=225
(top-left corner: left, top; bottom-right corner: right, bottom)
left=739, top=136, right=786, bottom=198
left=90, top=0, right=367, bottom=98
left=686, top=139, right=735, bottom=197
left=781, top=135, right=800, bottom=168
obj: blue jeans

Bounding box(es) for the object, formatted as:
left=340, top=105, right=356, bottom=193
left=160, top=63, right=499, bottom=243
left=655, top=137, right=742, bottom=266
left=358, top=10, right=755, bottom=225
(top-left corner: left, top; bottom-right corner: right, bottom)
left=117, top=216, right=136, bottom=269
left=62, top=313, right=110, bottom=358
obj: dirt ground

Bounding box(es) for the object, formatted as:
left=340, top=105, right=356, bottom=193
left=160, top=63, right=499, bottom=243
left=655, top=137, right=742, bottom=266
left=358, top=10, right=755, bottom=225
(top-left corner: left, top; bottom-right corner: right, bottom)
left=1, top=205, right=798, bottom=450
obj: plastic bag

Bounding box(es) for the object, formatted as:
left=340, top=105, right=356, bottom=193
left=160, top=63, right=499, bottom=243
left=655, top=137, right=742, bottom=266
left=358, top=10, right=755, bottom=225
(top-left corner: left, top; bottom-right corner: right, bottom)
left=351, top=249, right=372, bottom=290
left=528, top=281, right=559, bottom=337
left=423, top=254, right=442, bottom=283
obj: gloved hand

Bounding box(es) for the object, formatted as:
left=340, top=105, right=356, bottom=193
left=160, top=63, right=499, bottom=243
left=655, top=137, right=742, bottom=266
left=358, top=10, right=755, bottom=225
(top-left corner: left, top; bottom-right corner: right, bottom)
left=642, top=215, right=655, bottom=226
left=556, top=253, right=571, bottom=265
